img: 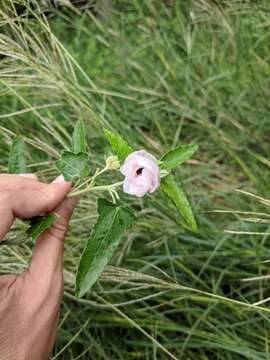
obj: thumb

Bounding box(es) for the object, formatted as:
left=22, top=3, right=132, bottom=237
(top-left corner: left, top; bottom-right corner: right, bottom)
left=29, top=195, right=79, bottom=284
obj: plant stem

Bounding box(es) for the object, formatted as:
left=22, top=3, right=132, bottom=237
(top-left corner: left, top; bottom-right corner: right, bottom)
left=68, top=181, right=124, bottom=198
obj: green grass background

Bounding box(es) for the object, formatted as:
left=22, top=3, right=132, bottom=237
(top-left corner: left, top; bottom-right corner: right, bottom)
left=0, top=1, right=270, bottom=358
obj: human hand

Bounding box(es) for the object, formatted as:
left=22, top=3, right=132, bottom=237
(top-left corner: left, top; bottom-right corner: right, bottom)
left=0, top=174, right=79, bottom=360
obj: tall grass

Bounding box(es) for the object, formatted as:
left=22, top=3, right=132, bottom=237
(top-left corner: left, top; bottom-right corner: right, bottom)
left=0, top=0, right=270, bottom=358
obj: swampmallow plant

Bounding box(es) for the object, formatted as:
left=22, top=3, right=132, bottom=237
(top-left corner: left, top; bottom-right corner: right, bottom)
left=8, top=120, right=198, bottom=297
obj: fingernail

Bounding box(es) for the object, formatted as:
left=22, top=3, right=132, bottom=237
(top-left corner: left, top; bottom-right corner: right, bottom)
left=18, top=173, right=37, bottom=179
left=52, top=175, right=66, bottom=184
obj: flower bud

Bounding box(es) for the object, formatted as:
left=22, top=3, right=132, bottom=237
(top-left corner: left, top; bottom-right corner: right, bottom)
left=106, top=155, right=120, bottom=170
left=160, top=169, right=169, bottom=178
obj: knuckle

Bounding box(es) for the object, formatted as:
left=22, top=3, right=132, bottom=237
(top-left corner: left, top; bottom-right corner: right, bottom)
left=48, top=219, right=68, bottom=241
left=54, top=220, right=68, bottom=234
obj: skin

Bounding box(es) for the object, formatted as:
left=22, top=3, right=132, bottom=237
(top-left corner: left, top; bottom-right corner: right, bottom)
left=0, top=173, right=79, bottom=360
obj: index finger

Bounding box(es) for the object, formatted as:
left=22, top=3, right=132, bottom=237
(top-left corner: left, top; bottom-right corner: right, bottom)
left=0, top=174, right=45, bottom=191
left=0, top=175, right=72, bottom=241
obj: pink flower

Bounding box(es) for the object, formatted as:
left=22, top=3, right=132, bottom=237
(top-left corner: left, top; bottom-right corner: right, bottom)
left=120, top=150, right=160, bottom=197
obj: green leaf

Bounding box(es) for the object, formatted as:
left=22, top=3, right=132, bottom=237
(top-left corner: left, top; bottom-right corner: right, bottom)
left=76, top=198, right=136, bottom=298
left=26, top=213, right=58, bottom=241
left=8, top=136, right=27, bottom=174
left=160, top=144, right=198, bottom=170
left=160, top=175, right=197, bottom=231
left=72, top=119, right=86, bottom=154
left=55, top=151, right=90, bottom=181
left=104, top=128, right=133, bottom=162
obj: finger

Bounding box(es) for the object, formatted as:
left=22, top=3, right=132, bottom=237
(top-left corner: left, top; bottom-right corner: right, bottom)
left=0, top=174, right=43, bottom=191
left=29, top=196, right=79, bottom=285
left=17, top=173, right=38, bottom=180
left=0, top=176, right=72, bottom=240
left=0, top=173, right=38, bottom=180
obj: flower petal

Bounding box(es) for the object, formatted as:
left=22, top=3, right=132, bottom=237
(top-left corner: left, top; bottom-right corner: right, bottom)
left=123, top=177, right=147, bottom=197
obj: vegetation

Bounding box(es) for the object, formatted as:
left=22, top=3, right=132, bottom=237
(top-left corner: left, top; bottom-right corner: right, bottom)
left=0, top=1, right=270, bottom=358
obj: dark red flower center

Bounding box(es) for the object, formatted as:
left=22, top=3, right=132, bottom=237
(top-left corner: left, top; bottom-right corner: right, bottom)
left=136, top=167, right=144, bottom=176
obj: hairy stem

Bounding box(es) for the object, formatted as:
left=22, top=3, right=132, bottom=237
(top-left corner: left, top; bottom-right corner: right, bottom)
left=68, top=181, right=124, bottom=198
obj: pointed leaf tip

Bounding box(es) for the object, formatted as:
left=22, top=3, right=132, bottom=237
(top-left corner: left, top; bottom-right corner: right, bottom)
left=160, top=175, right=197, bottom=232
left=8, top=136, right=27, bottom=174
left=160, top=144, right=198, bottom=170
left=104, top=129, right=133, bottom=162
left=26, top=213, right=58, bottom=241
left=72, top=120, right=86, bottom=154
